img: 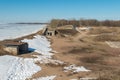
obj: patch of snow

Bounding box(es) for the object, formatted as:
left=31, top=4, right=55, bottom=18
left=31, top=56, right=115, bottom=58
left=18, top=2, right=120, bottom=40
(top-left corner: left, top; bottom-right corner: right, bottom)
left=22, top=35, right=64, bottom=65
left=0, top=55, right=41, bottom=80
left=80, top=77, right=97, bottom=80
left=33, top=55, right=64, bottom=65
left=76, top=27, right=81, bottom=32
left=71, top=77, right=97, bottom=80
left=22, top=35, right=53, bottom=56
left=33, top=75, right=56, bottom=80
left=64, top=64, right=90, bottom=73
left=106, top=41, right=120, bottom=48
left=70, top=79, right=78, bottom=80
left=51, top=50, right=59, bottom=53
left=79, top=27, right=92, bottom=31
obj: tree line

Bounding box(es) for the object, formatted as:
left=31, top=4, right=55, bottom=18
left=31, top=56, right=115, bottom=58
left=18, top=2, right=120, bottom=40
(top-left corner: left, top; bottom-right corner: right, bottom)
left=50, top=19, right=120, bottom=27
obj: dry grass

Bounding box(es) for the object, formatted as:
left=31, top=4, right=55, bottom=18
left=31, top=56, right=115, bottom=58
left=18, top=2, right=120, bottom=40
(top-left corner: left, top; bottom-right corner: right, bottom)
left=45, top=62, right=66, bottom=67
left=68, top=46, right=95, bottom=54
left=55, top=27, right=120, bottom=80
left=80, top=54, right=103, bottom=64
left=93, top=35, right=120, bottom=41
left=68, top=42, right=107, bottom=54
left=88, top=27, right=117, bottom=34
left=86, top=27, right=120, bottom=42
left=57, top=25, right=73, bottom=30
left=58, top=29, right=78, bottom=36
left=97, top=70, right=120, bottom=80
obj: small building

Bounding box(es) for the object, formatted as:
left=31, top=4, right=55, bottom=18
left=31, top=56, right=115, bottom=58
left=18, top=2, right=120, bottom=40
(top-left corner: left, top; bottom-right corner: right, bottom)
left=0, top=41, right=28, bottom=55
left=42, top=27, right=58, bottom=36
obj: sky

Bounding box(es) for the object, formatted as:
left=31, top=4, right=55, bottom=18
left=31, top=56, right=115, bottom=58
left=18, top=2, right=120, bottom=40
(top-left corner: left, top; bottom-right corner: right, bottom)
left=0, top=0, right=120, bottom=23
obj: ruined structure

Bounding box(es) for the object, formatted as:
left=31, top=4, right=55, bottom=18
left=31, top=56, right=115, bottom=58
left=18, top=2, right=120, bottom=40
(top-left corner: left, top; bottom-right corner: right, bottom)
left=42, top=27, right=58, bottom=36
left=0, top=41, right=28, bottom=55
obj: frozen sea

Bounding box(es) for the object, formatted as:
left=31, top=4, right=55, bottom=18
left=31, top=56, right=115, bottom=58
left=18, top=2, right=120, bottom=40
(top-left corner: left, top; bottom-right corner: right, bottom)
left=0, top=24, right=46, bottom=41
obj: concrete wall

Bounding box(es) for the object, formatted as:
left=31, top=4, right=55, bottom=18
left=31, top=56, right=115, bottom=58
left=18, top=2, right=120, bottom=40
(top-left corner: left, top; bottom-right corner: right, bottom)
left=3, top=46, right=18, bottom=55
left=3, top=43, right=28, bottom=55
left=42, top=27, right=58, bottom=36
left=19, top=43, right=28, bottom=54
left=46, top=31, right=55, bottom=36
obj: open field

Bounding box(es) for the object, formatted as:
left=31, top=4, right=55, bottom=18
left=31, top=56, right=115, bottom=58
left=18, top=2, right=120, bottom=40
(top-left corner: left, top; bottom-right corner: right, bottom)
left=49, top=26, right=120, bottom=80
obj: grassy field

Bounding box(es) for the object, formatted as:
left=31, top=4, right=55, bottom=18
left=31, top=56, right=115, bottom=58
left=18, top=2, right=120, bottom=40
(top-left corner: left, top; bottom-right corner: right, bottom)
left=51, top=26, right=120, bottom=80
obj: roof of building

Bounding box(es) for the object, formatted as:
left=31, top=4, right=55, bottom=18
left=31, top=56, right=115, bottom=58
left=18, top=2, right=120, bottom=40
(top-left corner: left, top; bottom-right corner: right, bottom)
left=0, top=41, right=27, bottom=46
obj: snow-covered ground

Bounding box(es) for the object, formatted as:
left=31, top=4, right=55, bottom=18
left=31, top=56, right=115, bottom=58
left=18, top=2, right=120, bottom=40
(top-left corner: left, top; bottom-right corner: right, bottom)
left=71, top=77, right=97, bottom=80
left=33, top=75, right=56, bottom=80
left=0, top=24, right=46, bottom=40
left=0, top=55, right=41, bottom=80
left=64, top=64, right=90, bottom=73
left=32, top=55, right=64, bottom=65
left=0, top=35, right=63, bottom=80
left=22, top=35, right=52, bottom=56
left=77, top=27, right=92, bottom=31
left=22, top=35, right=64, bottom=65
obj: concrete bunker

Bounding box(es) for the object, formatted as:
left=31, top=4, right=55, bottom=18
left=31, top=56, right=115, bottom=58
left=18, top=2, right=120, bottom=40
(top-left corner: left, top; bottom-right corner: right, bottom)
left=0, top=41, right=28, bottom=55
left=42, top=27, right=58, bottom=36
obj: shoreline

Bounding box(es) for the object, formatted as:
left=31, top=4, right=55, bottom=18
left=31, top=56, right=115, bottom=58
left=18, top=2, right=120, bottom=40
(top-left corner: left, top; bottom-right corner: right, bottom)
left=0, top=28, right=45, bottom=56
left=0, top=24, right=46, bottom=41
left=0, top=27, right=45, bottom=42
